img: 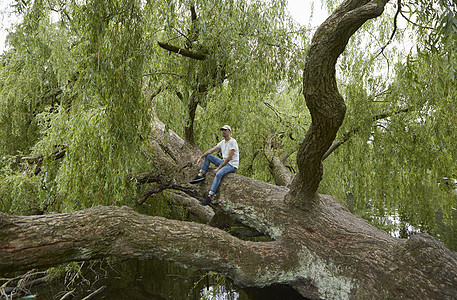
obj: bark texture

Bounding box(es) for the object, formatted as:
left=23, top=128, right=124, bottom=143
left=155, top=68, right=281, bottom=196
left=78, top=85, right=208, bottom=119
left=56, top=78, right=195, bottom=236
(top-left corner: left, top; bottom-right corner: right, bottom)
left=291, top=0, right=390, bottom=201
left=2, top=116, right=457, bottom=299
left=2, top=195, right=457, bottom=299
left=264, top=136, right=294, bottom=187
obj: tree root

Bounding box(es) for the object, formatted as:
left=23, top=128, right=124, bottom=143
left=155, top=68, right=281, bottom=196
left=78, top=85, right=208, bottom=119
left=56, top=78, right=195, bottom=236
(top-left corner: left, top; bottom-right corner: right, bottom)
left=0, top=270, right=48, bottom=299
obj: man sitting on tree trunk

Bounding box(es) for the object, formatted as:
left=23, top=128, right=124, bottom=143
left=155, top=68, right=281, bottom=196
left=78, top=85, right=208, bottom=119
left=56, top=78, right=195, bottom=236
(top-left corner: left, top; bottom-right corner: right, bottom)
left=189, top=125, right=239, bottom=206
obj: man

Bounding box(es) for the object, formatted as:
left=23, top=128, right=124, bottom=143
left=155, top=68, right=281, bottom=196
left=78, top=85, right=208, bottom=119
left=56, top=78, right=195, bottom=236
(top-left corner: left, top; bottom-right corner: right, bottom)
left=189, top=125, right=239, bottom=206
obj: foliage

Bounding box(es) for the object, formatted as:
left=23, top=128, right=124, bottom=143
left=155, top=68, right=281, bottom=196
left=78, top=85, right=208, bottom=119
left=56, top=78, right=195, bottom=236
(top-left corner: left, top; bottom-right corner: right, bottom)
left=0, top=0, right=310, bottom=214
left=0, top=7, right=59, bottom=156
left=147, top=0, right=308, bottom=153
left=0, top=0, right=153, bottom=212
left=0, top=171, right=42, bottom=214
left=319, top=0, right=457, bottom=241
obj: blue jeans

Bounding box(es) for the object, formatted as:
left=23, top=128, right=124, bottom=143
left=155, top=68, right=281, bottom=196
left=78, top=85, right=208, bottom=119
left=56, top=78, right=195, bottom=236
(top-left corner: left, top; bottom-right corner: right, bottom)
left=200, top=155, right=237, bottom=195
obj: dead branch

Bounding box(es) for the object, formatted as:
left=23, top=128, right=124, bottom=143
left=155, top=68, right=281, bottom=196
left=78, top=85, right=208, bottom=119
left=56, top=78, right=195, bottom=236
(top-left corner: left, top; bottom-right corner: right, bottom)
left=81, top=285, right=106, bottom=300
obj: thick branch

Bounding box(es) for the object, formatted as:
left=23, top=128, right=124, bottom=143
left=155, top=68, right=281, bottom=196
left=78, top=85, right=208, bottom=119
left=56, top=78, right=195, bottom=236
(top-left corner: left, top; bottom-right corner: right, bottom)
left=183, top=93, right=198, bottom=145
left=157, top=41, right=207, bottom=60
left=22, top=146, right=66, bottom=165
left=164, top=191, right=214, bottom=223
left=3, top=125, right=457, bottom=299
left=2, top=195, right=457, bottom=299
left=22, top=146, right=67, bottom=176
left=292, top=0, right=390, bottom=200
left=0, top=206, right=291, bottom=288
left=264, top=135, right=294, bottom=187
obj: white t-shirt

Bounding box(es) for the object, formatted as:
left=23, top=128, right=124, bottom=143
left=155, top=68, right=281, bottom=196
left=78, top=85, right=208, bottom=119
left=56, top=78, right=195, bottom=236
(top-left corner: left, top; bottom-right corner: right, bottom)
left=216, top=138, right=239, bottom=168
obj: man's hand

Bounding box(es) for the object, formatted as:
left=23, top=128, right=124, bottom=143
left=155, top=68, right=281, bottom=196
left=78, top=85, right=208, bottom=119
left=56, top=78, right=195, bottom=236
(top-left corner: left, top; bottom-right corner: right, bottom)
left=213, top=168, right=220, bottom=175
left=196, top=146, right=220, bottom=166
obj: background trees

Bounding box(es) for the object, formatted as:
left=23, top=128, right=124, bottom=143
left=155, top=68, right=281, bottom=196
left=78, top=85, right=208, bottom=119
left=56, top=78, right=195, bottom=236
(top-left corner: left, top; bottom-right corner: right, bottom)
left=0, top=0, right=309, bottom=213
left=320, top=0, right=457, bottom=242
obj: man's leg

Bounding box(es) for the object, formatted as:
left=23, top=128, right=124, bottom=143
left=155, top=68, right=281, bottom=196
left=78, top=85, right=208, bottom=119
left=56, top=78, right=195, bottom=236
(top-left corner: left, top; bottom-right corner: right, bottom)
left=209, top=164, right=237, bottom=196
left=200, top=164, right=237, bottom=205
left=199, top=155, right=223, bottom=175
left=190, top=155, right=223, bottom=184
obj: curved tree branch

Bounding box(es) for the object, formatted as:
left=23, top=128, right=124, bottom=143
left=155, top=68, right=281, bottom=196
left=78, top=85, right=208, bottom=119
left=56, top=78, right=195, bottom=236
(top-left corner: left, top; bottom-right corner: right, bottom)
left=399, top=10, right=434, bottom=30
left=3, top=2, right=457, bottom=299
left=376, top=0, right=401, bottom=57
left=2, top=194, right=457, bottom=299
left=263, top=134, right=294, bottom=187
left=290, top=0, right=390, bottom=202
left=0, top=206, right=287, bottom=285
left=22, top=146, right=67, bottom=176
left=2, top=119, right=457, bottom=299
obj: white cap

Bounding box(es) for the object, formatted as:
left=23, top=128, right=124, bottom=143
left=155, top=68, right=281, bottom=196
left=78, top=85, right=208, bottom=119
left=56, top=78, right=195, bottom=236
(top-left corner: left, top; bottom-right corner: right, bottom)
left=220, top=125, right=231, bottom=131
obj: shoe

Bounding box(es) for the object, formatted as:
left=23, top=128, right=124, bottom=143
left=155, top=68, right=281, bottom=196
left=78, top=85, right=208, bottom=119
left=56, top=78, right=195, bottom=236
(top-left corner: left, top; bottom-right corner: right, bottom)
left=200, top=196, right=212, bottom=206
left=189, top=175, right=205, bottom=184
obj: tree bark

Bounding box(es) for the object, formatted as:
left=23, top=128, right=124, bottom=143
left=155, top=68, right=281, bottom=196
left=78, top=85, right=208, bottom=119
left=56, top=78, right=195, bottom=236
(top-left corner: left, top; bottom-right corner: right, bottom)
left=264, top=139, right=294, bottom=187
left=157, top=41, right=207, bottom=60
left=2, top=194, right=457, bottom=299
left=2, top=116, right=457, bottom=299
left=184, top=92, right=198, bottom=145
left=291, top=0, right=390, bottom=203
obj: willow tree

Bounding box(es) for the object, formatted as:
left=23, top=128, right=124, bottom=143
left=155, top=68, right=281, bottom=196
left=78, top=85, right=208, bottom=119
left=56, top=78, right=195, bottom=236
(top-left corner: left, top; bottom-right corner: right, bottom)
left=2, top=0, right=457, bottom=299
left=0, top=0, right=150, bottom=211
left=147, top=0, right=306, bottom=152
left=317, top=0, right=457, bottom=239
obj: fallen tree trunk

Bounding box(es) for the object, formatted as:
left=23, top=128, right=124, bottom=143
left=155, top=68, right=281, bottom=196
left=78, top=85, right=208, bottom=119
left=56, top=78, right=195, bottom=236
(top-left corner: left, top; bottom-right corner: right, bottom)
left=1, top=191, right=457, bottom=299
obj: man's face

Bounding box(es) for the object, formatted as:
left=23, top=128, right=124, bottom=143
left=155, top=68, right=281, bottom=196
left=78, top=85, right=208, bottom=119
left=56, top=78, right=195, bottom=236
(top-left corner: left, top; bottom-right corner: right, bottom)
left=221, top=129, right=230, bottom=137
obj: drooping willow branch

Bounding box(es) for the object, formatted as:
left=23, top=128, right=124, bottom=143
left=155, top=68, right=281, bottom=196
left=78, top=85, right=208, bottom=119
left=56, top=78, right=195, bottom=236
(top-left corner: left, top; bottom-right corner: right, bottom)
left=323, top=107, right=411, bottom=160
left=399, top=7, right=434, bottom=30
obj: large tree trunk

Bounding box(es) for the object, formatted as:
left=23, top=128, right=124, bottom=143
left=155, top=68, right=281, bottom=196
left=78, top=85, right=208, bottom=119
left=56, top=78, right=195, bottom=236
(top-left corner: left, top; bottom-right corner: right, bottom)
left=3, top=0, right=457, bottom=299
left=2, top=192, right=457, bottom=299
left=290, top=0, right=389, bottom=203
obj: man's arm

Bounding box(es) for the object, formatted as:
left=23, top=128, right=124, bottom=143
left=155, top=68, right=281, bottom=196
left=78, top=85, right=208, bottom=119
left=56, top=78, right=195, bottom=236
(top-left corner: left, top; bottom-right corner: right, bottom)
left=214, top=149, right=235, bottom=173
left=196, top=146, right=220, bottom=165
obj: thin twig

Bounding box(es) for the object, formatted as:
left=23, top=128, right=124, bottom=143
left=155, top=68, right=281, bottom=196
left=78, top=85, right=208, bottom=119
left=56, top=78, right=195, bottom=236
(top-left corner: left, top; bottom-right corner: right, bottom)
left=375, top=0, right=402, bottom=58
left=59, top=289, right=75, bottom=300
left=399, top=11, right=434, bottom=30
left=81, top=286, right=107, bottom=300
